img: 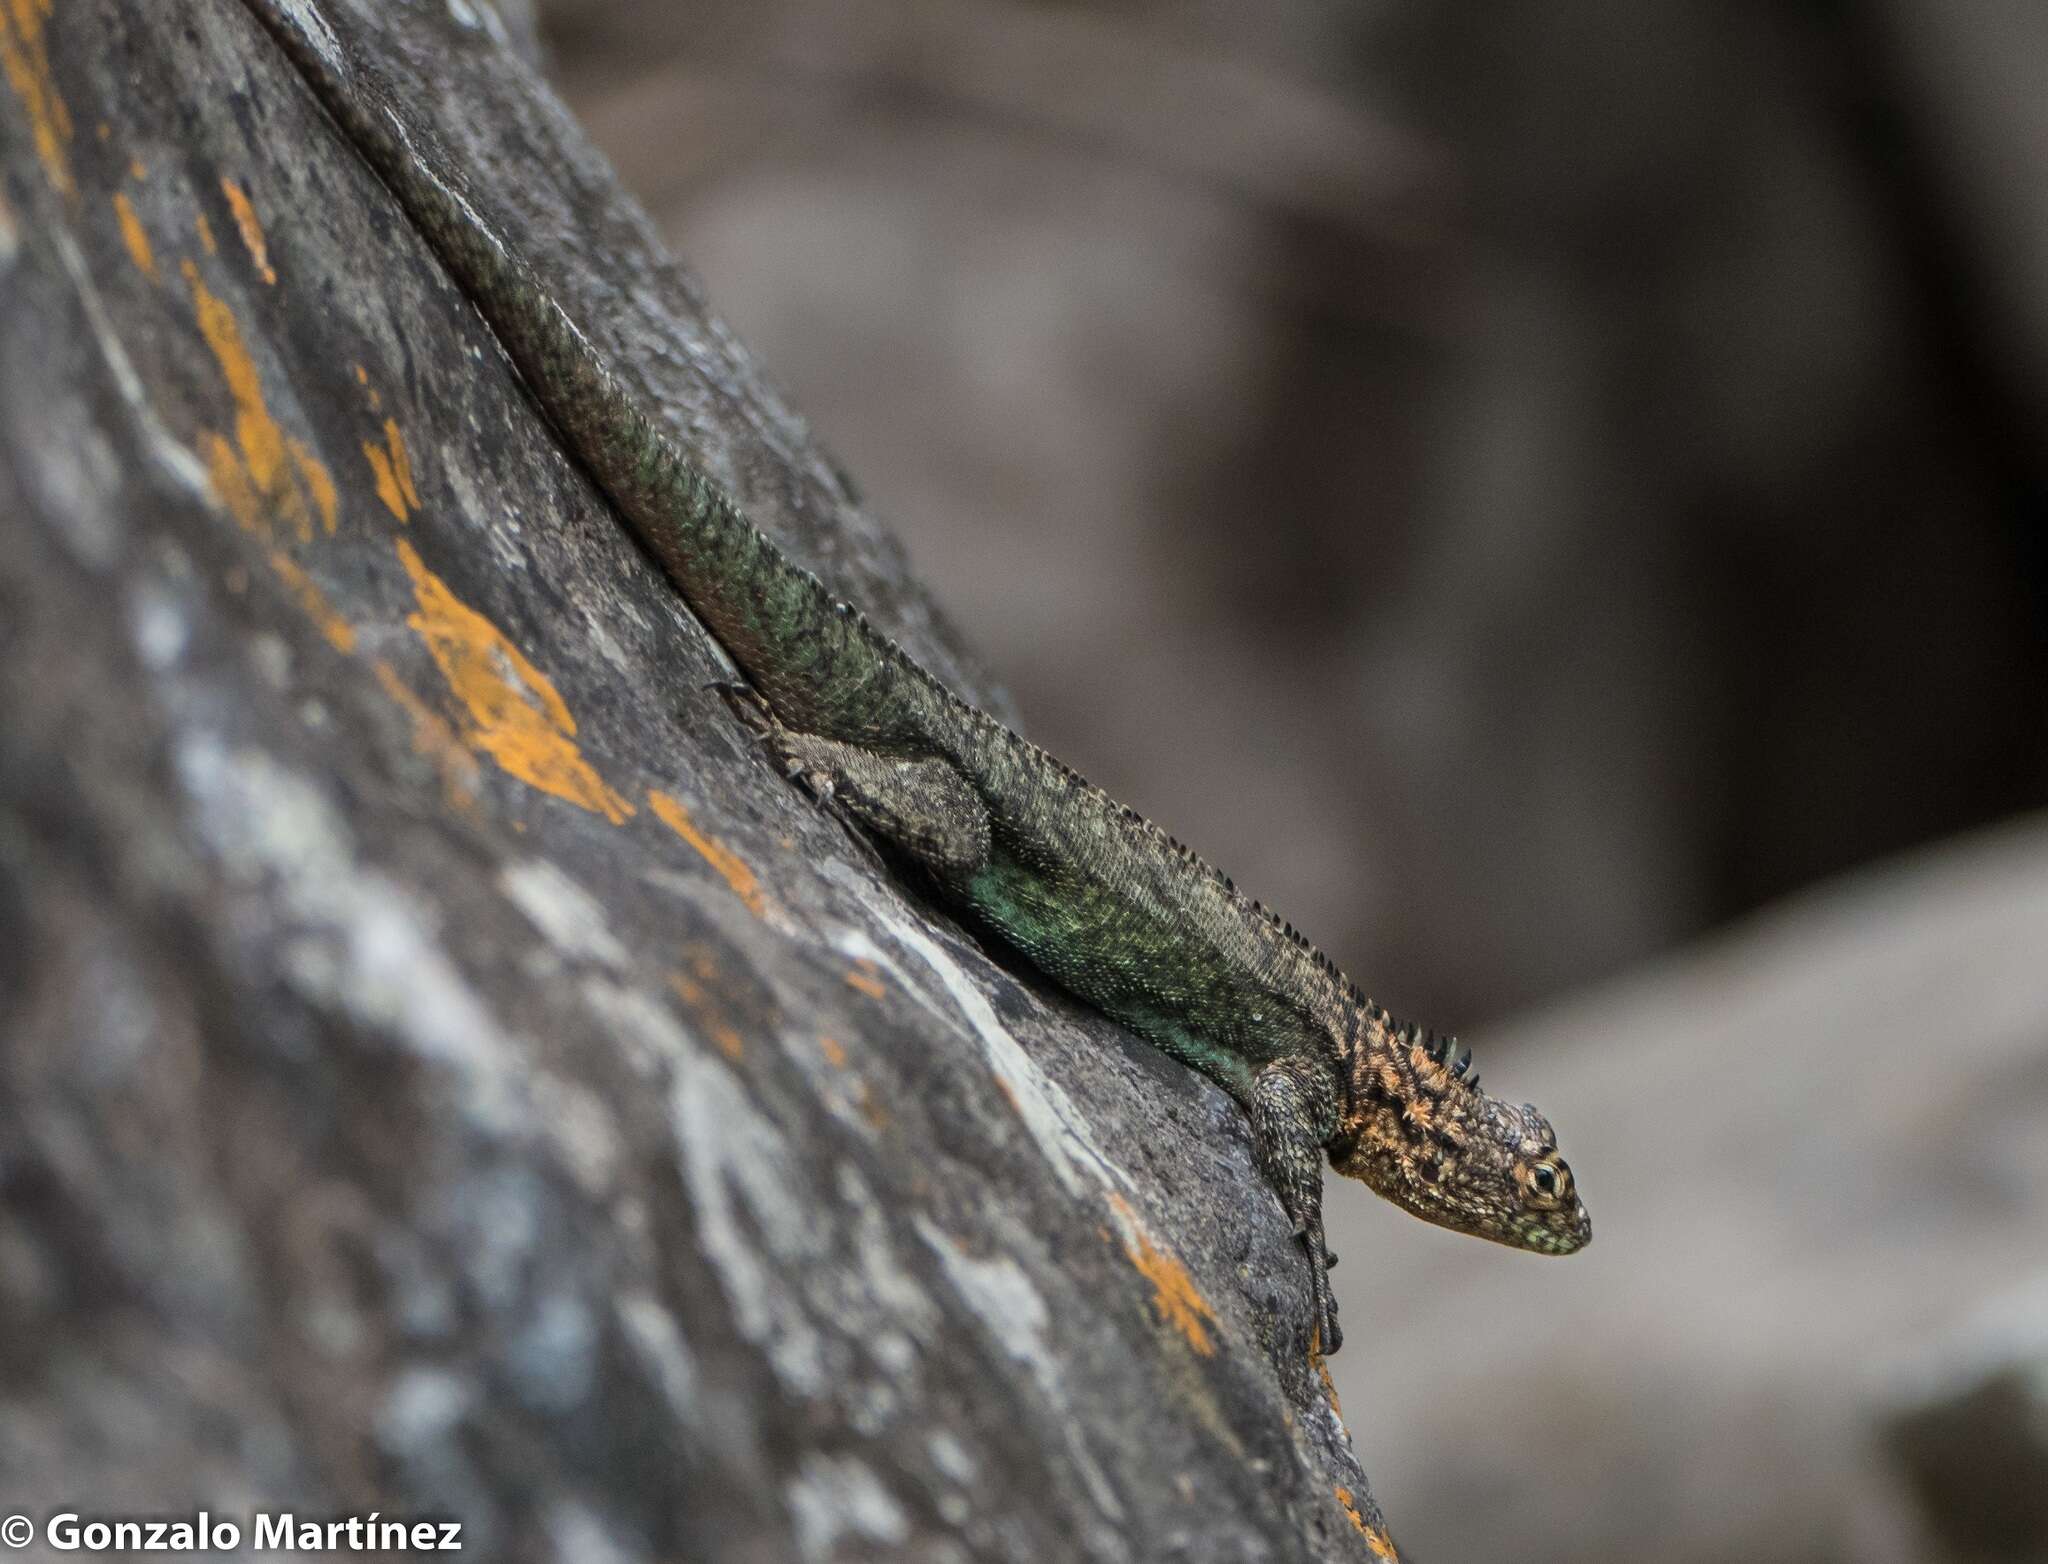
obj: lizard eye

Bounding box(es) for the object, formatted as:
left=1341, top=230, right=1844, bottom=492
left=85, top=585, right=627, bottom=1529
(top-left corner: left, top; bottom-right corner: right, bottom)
left=1528, top=1161, right=1562, bottom=1202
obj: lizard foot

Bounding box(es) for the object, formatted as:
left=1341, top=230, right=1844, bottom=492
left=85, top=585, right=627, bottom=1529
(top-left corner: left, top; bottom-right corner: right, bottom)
left=711, top=683, right=842, bottom=800
left=1249, top=1059, right=1345, bottom=1358
left=709, top=680, right=775, bottom=738
left=712, top=696, right=992, bottom=881
left=1307, top=1233, right=1342, bottom=1356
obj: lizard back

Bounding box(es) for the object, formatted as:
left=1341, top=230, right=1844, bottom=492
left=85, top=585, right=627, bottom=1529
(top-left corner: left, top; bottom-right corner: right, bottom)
left=251, top=4, right=1374, bottom=1108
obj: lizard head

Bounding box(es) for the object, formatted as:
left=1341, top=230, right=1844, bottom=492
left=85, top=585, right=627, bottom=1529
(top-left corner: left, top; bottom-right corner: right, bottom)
left=1332, top=1020, right=1591, bottom=1255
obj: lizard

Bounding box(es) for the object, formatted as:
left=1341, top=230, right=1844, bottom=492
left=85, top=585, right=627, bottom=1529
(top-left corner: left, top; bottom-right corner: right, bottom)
left=235, top=0, right=1591, bottom=1357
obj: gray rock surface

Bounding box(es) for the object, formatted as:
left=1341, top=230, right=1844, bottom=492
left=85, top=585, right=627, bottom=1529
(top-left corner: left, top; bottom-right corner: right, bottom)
left=0, top=2, right=1390, bottom=1559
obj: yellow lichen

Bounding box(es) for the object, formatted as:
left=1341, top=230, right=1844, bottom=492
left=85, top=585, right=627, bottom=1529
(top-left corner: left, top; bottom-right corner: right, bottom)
left=112, top=190, right=154, bottom=278
left=1332, top=1490, right=1398, bottom=1561
left=667, top=969, right=745, bottom=1061
left=843, top=960, right=885, bottom=1001
left=266, top=551, right=354, bottom=653
left=0, top=0, right=73, bottom=196
left=1105, top=1193, right=1218, bottom=1356
left=219, top=175, right=276, bottom=285
left=395, top=537, right=634, bottom=824
left=372, top=659, right=481, bottom=811
left=647, top=788, right=767, bottom=917
left=187, top=261, right=336, bottom=543
left=364, top=417, right=420, bottom=521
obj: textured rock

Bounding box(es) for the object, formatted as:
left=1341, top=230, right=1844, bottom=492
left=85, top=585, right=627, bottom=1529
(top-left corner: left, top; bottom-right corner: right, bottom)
left=0, top=2, right=1390, bottom=1560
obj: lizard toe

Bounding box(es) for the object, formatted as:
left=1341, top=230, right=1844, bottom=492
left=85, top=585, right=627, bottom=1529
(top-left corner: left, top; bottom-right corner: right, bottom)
left=1323, top=1313, right=1344, bottom=1355
left=711, top=681, right=777, bottom=738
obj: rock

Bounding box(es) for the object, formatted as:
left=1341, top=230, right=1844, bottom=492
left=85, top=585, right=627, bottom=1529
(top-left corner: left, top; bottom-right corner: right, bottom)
left=0, top=1, right=1389, bottom=1559
left=1880, top=1274, right=2048, bottom=1561
left=1325, top=821, right=2048, bottom=1564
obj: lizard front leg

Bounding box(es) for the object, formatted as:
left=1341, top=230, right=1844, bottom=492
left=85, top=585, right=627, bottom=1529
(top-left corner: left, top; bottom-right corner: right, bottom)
left=1249, top=1059, right=1344, bottom=1355
left=717, top=685, right=992, bottom=881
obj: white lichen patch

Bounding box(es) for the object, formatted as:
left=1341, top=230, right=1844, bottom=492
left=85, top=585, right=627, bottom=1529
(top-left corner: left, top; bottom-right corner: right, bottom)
left=436, top=1164, right=543, bottom=1312
left=128, top=583, right=189, bottom=671
left=544, top=1501, right=643, bottom=1564
left=668, top=1052, right=828, bottom=1397
left=532, top=1071, right=620, bottom=1197
left=917, top=1214, right=1048, bottom=1356
left=175, top=737, right=524, bottom=1135
left=583, top=617, right=633, bottom=678
left=48, top=226, right=212, bottom=557
left=500, top=859, right=629, bottom=968
left=835, top=1163, right=937, bottom=1381
left=578, top=975, right=694, bottom=1080
left=915, top=1216, right=1126, bottom=1523
left=249, top=632, right=294, bottom=689
left=925, top=1431, right=981, bottom=1529
left=441, top=461, right=530, bottom=579
left=506, top=1290, right=599, bottom=1415
left=375, top=1366, right=475, bottom=1459
left=785, top=1454, right=910, bottom=1564
left=28, top=397, right=124, bottom=569
left=927, top=1429, right=978, bottom=1486
left=614, top=1290, right=701, bottom=1426
left=298, top=1292, right=368, bottom=1361
left=272, top=0, right=345, bottom=74
left=71, top=941, right=166, bottom=1085
left=829, top=867, right=1134, bottom=1199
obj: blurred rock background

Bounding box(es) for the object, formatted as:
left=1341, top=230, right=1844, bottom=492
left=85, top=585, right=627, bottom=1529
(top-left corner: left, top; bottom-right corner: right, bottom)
left=530, top=1, right=2048, bottom=1558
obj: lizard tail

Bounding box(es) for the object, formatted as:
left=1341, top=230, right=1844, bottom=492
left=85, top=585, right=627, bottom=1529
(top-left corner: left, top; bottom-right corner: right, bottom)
left=236, top=0, right=927, bottom=746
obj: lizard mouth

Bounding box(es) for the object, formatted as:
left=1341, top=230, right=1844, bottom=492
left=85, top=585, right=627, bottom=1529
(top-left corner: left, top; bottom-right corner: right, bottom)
left=1534, top=1204, right=1592, bottom=1254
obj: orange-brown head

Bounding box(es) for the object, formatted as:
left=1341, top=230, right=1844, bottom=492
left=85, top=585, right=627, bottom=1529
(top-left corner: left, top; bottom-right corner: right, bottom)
left=1332, top=1019, right=1590, bottom=1255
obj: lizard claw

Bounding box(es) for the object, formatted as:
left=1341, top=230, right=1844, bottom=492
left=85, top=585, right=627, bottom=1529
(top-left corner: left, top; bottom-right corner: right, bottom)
left=1303, top=1231, right=1342, bottom=1356
left=713, top=684, right=831, bottom=801
left=709, top=680, right=776, bottom=737
left=1317, top=1300, right=1344, bottom=1357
